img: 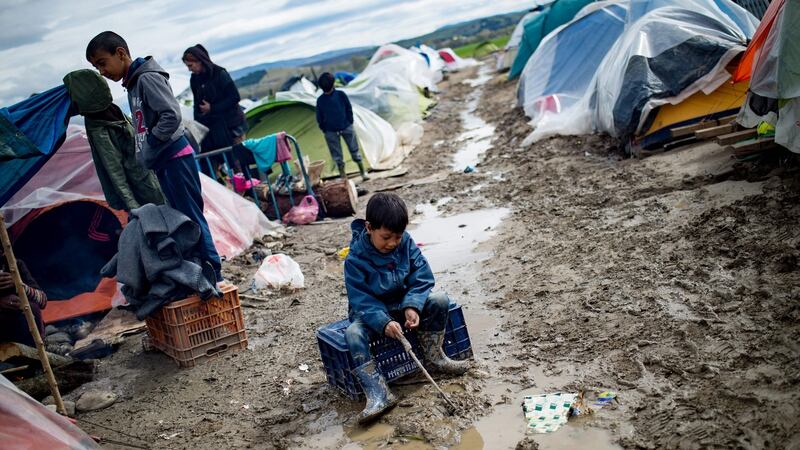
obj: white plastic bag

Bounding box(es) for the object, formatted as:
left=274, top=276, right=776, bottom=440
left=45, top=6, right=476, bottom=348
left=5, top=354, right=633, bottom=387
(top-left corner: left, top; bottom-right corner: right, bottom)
left=253, top=254, right=305, bottom=289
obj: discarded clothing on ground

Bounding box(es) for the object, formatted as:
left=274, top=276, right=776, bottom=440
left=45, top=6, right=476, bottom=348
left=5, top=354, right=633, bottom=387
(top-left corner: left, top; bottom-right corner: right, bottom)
left=100, top=203, right=220, bottom=319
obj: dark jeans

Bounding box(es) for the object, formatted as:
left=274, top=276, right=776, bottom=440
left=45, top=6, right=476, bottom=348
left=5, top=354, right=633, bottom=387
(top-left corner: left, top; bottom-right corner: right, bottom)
left=324, top=125, right=362, bottom=167
left=0, top=302, right=43, bottom=347
left=345, top=291, right=450, bottom=367
left=156, top=155, right=223, bottom=281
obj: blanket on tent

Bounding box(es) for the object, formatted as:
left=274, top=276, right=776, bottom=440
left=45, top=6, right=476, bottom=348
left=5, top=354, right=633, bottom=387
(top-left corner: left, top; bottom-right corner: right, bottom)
left=0, top=85, right=72, bottom=206
left=101, top=203, right=220, bottom=319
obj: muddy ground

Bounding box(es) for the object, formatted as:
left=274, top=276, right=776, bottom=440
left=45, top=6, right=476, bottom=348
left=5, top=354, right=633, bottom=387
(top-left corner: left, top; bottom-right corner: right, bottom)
left=74, top=64, right=800, bottom=449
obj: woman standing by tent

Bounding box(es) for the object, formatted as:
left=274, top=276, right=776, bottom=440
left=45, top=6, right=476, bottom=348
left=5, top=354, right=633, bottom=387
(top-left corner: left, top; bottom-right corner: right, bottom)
left=183, top=45, right=249, bottom=178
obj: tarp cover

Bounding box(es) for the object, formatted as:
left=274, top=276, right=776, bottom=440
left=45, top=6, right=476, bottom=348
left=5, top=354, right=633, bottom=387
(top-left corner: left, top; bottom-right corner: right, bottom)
left=520, top=0, right=757, bottom=143
left=0, top=375, right=102, bottom=449
left=519, top=1, right=628, bottom=132
left=0, top=85, right=72, bottom=206
left=342, top=56, right=435, bottom=128
left=438, top=48, right=477, bottom=72
left=366, top=44, right=442, bottom=90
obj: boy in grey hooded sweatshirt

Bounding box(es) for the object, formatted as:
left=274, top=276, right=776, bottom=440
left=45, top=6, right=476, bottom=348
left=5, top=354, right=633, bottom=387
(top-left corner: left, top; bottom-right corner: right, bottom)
left=87, top=31, right=224, bottom=283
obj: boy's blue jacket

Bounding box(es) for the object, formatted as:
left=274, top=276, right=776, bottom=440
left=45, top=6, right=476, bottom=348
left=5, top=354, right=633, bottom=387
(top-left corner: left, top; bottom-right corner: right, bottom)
left=344, top=219, right=435, bottom=334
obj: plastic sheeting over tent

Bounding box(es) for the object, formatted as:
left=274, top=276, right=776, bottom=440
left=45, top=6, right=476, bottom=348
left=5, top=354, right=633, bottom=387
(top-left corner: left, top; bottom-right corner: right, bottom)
left=341, top=55, right=436, bottom=128
left=520, top=0, right=757, bottom=144
left=247, top=92, right=406, bottom=177
left=413, top=45, right=447, bottom=75
left=1, top=126, right=281, bottom=323
left=519, top=1, right=628, bottom=134
left=0, top=375, right=102, bottom=449
left=594, top=0, right=756, bottom=139
left=508, top=0, right=595, bottom=80
left=438, top=48, right=477, bottom=72
left=367, top=44, right=442, bottom=89
left=735, top=0, right=800, bottom=152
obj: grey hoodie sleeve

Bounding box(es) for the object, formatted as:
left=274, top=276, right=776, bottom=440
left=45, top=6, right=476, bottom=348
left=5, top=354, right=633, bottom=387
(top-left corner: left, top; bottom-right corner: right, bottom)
left=138, top=72, right=182, bottom=142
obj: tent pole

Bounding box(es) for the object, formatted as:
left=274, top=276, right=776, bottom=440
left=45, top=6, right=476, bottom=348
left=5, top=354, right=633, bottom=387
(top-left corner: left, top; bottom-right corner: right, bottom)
left=0, top=214, right=66, bottom=415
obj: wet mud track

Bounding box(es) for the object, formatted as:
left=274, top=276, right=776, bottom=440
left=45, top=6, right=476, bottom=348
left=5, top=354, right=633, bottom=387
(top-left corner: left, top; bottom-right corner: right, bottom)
left=78, top=64, right=799, bottom=449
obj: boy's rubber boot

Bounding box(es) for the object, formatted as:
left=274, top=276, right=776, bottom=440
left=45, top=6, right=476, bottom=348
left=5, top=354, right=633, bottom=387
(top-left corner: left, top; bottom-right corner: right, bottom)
left=338, top=164, right=348, bottom=180
left=418, top=331, right=470, bottom=375
left=357, top=161, right=370, bottom=180
left=353, top=361, right=397, bottom=424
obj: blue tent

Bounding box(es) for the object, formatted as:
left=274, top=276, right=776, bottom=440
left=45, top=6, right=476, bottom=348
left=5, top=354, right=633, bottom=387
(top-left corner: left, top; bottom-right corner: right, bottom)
left=518, top=2, right=628, bottom=116
left=0, top=86, right=72, bottom=206
left=508, top=0, right=595, bottom=80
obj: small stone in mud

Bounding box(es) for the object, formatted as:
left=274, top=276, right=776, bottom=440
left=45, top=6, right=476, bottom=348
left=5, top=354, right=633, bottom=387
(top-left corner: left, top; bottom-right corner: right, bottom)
left=399, top=401, right=414, bottom=407
left=516, top=437, right=540, bottom=450
left=76, top=390, right=117, bottom=412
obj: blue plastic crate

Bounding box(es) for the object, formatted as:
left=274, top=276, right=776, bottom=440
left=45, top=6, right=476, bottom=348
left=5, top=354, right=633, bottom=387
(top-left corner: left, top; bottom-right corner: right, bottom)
left=316, top=303, right=473, bottom=399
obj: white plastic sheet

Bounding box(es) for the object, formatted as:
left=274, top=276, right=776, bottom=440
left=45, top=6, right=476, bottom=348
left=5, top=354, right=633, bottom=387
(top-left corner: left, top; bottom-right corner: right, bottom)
left=1, top=125, right=283, bottom=259
left=413, top=44, right=447, bottom=77
left=438, top=48, right=478, bottom=72
left=342, top=57, right=429, bottom=128
left=366, top=44, right=441, bottom=91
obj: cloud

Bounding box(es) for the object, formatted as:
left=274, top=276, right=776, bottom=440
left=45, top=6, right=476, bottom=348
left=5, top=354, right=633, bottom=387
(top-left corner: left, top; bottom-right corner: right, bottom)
left=0, top=0, right=531, bottom=106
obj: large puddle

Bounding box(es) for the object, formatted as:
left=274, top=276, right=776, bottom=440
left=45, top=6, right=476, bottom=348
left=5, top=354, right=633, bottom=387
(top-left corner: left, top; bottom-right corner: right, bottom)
left=451, top=66, right=496, bottom=171
left=408, top=205, right=509, bottom=273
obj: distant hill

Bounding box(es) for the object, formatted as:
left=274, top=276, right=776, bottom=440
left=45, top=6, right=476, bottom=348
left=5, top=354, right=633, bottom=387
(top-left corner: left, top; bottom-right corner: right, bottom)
left=394, top=9, right=528, bottom=50
left=228, top=46, right=375, bottom=80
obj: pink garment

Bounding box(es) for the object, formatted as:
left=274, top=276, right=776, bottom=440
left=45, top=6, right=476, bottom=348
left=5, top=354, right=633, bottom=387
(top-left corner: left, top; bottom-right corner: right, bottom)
left=275, top=132, right=292, bottom=163
left=232, top=173, right=261, bottom=193
left=171, top=144, right=195, bottom=159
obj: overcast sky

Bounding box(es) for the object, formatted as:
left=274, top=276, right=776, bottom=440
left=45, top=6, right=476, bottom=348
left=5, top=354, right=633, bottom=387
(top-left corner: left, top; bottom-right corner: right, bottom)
left=0, top=0, right=533, bottom=106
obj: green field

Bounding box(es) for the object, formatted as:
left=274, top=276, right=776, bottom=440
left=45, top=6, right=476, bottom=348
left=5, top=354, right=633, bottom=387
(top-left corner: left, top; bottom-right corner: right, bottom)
left=454, top=35, right=510, bottom=58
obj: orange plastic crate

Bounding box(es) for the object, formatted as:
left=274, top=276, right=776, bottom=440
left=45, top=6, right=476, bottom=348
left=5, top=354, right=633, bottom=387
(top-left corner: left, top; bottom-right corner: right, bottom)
left=145, top=286, right=247, bottom=367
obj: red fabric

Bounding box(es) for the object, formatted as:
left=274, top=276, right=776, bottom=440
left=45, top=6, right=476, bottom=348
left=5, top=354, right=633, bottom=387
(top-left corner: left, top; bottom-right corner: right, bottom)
left=275, top=131, right=293, bottom=163
left=439, top=50, right=456, bottom=63
left=732, top=0, right=785, bottom=83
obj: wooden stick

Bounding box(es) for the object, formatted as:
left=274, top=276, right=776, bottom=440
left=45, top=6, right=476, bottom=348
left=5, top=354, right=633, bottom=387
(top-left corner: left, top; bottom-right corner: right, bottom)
left=397, top=335, right=458, bottom=412
left=0, top=214, right=66, bottom=415
left=716, top=129, right=758, bottom=146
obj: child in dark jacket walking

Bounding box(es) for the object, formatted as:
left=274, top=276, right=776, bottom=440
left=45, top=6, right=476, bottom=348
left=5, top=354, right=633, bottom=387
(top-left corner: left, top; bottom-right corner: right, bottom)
left=86, top=31, right=224, bottom=284
left=315, top=72, right=369, bottom=180
left=344, top=193, right=469, bottom=423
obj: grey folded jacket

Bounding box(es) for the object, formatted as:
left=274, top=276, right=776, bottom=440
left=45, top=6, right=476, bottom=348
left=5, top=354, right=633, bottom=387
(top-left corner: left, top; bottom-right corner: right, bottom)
left=101, top=203, right=220, bottom=319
